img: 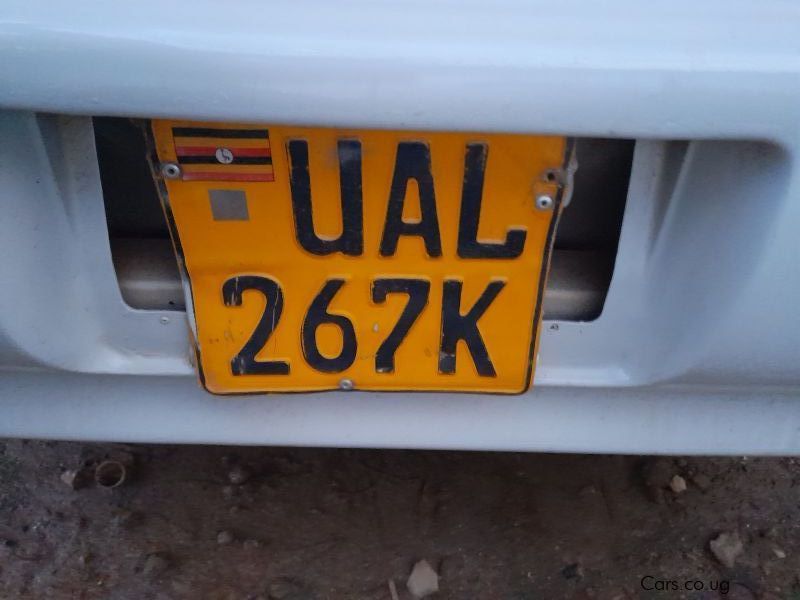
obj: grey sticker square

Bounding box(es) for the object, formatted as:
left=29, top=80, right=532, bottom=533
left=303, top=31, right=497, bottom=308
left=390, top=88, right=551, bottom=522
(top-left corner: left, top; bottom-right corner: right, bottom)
left=209, top=189, right=249, bottom=221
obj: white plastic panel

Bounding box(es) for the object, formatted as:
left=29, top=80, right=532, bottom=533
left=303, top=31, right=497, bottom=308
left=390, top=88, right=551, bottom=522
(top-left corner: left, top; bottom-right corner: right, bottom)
left=0, top=0, right=798, bottom=451
left=1, top=1, right=799, bottom=142
left=0, top=113, right=190, bottom=374
left=2, top=372, right=800, bottom=455
left=538, top=140, right=796, bottom=387
left=3, top=115, right=795, bottom=388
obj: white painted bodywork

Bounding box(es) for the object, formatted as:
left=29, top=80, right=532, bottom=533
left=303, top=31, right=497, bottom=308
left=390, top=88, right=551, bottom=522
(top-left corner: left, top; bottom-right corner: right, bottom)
left=0, top=0, right=798, bottom=452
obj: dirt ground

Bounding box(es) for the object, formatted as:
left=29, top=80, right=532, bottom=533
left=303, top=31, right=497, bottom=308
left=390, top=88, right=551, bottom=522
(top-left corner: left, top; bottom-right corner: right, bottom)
left=0, top=441, right=799, bottom=599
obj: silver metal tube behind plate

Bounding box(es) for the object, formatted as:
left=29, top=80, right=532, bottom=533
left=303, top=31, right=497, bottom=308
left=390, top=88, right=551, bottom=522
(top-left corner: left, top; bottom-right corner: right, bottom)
left=113, top=239, right=609, bottom=321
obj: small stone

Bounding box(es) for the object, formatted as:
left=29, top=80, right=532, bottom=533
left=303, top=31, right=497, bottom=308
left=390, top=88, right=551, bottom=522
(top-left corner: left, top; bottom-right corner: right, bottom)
left=142, top=552, right=170, bottom=578
left=60, top=468, right=91, bottom=490
left=670, top=475, right=687, bottom=494
left=691, top=473, right=712, bottom=491
left=217, top=530, right=235, bottom=545
left=228, top=465, right=251, bottom=486
left=60, top=470, right=79, bottom=488
left=388, top=579, right=400, bottom=600
left=709, top=531, right=744, bottom=568
left=406, top=559, right=439, bottom=598
left=773, top=548, right=786, bottom=559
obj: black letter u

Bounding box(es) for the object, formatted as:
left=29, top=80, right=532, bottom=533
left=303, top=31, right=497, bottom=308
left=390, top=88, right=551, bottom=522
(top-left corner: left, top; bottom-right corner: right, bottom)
left=287, top=139, right=363, bottom=256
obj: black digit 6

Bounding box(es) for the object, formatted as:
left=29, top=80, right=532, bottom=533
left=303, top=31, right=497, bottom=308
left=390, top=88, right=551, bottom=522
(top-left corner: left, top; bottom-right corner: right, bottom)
left=222, top=276, right=290, bottom=376
left=301, top=279, right=357, bottom=373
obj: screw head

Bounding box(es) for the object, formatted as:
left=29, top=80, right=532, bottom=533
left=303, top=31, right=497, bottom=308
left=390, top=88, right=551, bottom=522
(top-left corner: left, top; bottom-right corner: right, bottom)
left=161, top=163, right=181, bottom=180
left=159, top=316, right=170, bottom=325
left=338, top=378, right=354, bottom=391
left=535, top=194, right=554, bottom=211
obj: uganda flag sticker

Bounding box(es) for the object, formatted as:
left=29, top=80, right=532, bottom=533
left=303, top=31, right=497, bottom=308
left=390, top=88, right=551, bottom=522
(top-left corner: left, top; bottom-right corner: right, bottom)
left=172, top=126, right=274, bottom=182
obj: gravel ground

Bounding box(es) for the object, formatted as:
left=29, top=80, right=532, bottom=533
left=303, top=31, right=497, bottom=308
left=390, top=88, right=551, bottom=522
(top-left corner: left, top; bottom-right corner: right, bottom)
left=0, top=440, right=799, bottom=599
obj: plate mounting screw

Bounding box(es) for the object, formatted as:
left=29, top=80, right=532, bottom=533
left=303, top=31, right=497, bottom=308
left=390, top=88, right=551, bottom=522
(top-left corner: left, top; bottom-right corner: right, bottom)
left=338, top=378, right=354, bottom=391
left=535, top=194, right=554, bottom=211
left=161, top=162, right=181, bottom=180
left=159, top=316, right=170, bottom=325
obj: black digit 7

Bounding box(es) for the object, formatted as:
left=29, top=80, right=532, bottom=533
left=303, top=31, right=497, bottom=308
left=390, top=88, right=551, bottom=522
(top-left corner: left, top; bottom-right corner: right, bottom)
left=222, top=276, right=290, bottom=376
left=302, top=279, right=357, bottom=373
left=371, top=279, right=430, bottom=373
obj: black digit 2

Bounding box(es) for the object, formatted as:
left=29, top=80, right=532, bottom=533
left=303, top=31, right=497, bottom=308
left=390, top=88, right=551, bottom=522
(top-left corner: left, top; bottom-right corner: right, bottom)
left=302, top=279, right=357, bottom=373
left=371, top=279, right=430, bottom=373
left=222, top=275, right=290, bottom=376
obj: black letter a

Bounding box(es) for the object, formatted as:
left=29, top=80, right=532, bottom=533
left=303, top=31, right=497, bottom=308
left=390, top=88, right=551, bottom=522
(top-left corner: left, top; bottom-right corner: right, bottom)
left=380, top=142, right=442, bottom=258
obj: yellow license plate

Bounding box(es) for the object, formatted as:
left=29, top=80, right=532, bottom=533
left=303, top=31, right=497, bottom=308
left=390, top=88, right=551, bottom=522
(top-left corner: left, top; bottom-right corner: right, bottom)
left=152, top=121, right=567, bottom=394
